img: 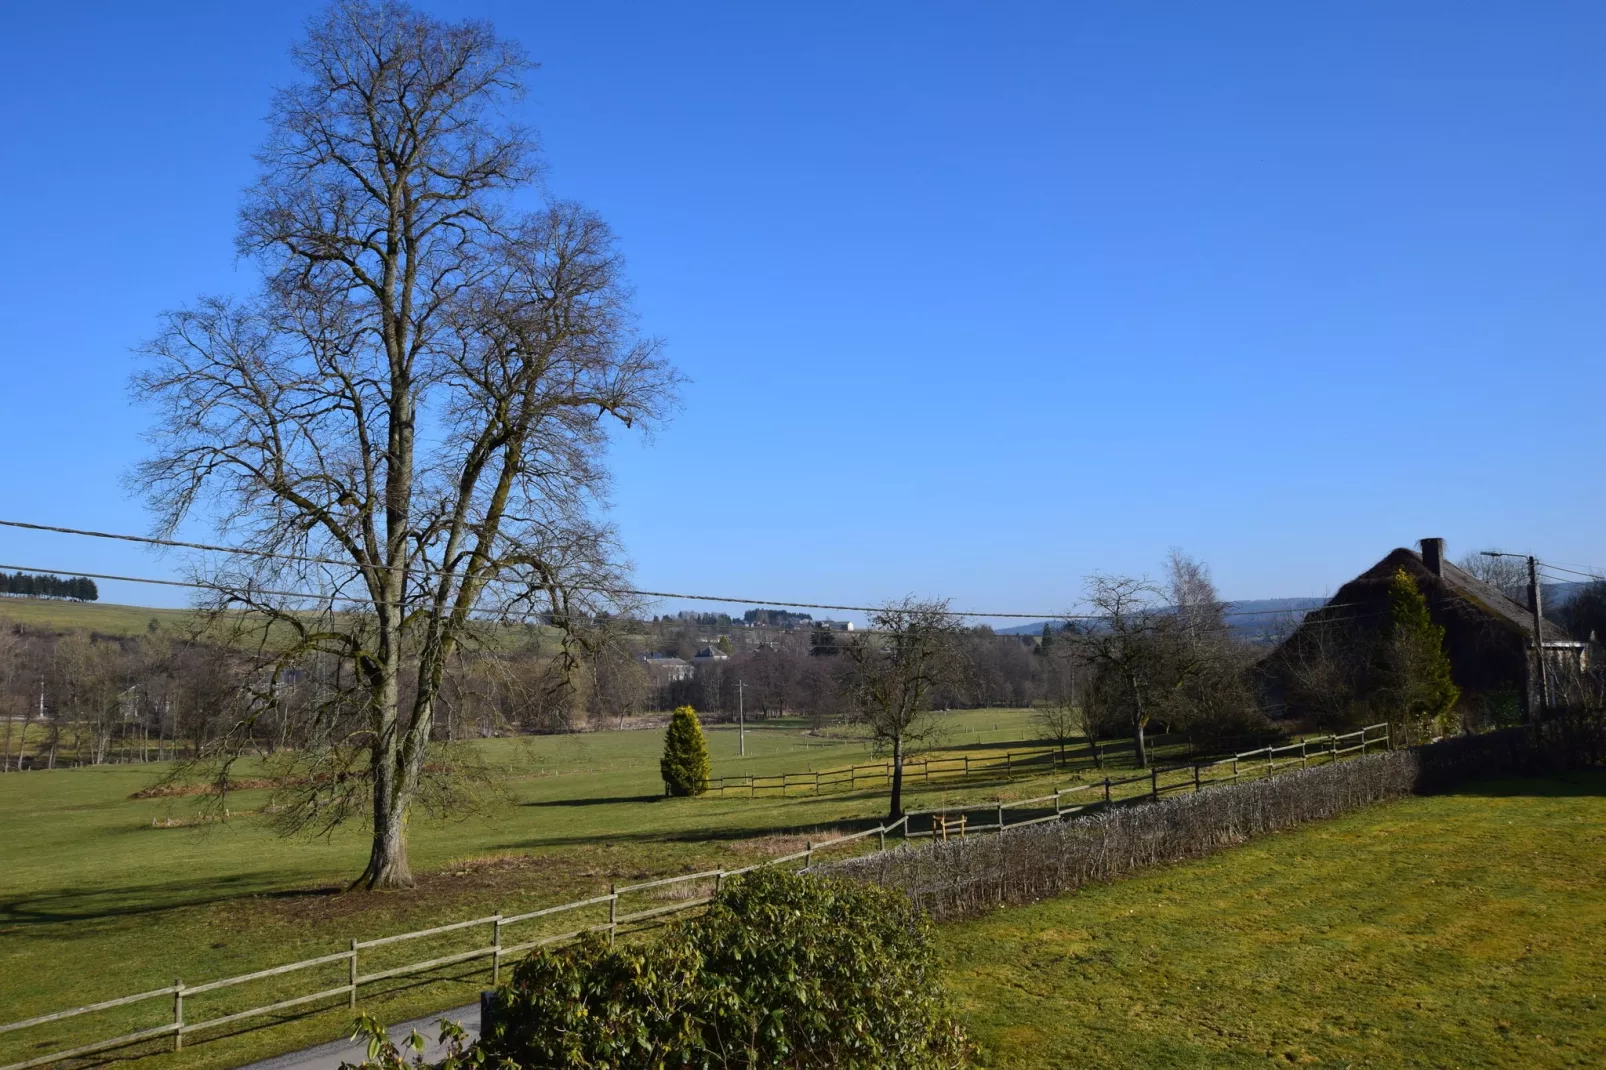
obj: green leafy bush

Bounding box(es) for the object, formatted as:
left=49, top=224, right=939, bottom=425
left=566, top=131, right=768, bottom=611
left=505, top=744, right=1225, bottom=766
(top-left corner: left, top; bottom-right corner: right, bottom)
left=659, top=705, right=710, bottom=797
left=485, top=867, right=970, bottom=1068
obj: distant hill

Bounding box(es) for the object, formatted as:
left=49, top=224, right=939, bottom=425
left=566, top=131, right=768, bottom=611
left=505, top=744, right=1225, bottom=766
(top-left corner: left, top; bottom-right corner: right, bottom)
left=997, top=597, right=1327, bottom=643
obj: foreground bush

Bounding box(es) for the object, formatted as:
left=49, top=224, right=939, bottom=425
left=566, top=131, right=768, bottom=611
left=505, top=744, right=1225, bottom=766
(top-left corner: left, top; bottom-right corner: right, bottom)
left=485, top=867, right=968, bottom=1068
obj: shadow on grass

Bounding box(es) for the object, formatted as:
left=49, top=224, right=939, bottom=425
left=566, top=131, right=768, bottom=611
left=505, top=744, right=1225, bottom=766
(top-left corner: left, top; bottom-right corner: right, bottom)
left=522, top=794, right=664, bottom=807
left=1435, top=769, right=1606, bottom=798
left=0, top=872, right=345, bottom=929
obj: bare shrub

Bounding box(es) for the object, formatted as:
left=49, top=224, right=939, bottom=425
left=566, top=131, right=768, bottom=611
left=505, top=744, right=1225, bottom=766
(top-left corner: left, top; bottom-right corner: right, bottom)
left=820, top=753, right=1420, bottom=921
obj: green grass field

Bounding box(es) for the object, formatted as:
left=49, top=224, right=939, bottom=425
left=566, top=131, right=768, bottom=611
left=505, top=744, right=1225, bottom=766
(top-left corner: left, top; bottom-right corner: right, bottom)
left=3, top=711, right=1597, bottom=1070
left=941, top=771, right=1606, bottom=1069
left=1, top=707, right=1102, bottom=1070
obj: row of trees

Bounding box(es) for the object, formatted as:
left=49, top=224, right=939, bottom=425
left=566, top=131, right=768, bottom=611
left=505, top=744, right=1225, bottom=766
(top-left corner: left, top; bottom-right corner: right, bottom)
left=0, top=573, right=98, bottom=601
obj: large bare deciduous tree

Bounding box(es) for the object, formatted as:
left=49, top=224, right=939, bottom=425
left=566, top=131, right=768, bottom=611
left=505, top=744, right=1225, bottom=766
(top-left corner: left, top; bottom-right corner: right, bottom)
left=842, top=599, right=966, bottom=820
left=132, top=1, right=678, bottom=888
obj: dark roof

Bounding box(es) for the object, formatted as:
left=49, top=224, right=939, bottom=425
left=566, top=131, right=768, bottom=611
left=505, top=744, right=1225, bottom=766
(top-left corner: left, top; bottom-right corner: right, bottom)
left=1310, top=546, right=1569, bottom=644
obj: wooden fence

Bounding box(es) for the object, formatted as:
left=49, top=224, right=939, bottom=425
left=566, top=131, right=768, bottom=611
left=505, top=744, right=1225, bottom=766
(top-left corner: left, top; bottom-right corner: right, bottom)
left=706, top=730, right=1190, bottom=797
left=898, top=724, right=1390, bottom=838
left=0, top=723, right=1388, bottom=1070
left=707, top=725, right=1376, bottom=800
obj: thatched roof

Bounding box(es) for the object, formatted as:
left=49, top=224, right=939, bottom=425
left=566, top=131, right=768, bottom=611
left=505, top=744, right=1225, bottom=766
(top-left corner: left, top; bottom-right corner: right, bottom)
left=1314, top=546, right=1568, bottom=644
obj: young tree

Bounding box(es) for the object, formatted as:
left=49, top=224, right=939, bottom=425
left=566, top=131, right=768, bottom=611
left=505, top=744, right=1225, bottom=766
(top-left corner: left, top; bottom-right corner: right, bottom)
left=842, top=599, right=966, bottom=820
left=1384, top=567, right=1460, bottom=740
left=1065, top=575, right=1186, bottom=768
left=132, top=2, right=678, bottom=888
left=660, top=706, right=711, bottom=797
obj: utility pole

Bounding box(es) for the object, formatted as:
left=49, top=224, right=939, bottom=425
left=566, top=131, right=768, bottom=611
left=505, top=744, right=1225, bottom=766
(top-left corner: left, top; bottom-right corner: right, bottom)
left=1483, top=551, right=1552, bottom=716
left=737, top=679, right=746, bottom=757
left=1527, top=555, right=1552, bottom=713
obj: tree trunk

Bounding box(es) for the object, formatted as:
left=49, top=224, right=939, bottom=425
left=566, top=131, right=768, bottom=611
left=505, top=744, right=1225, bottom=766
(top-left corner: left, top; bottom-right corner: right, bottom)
left=889, top=736, right=905, bottom=821
left=1133, top=718, right=1148, bottom=769
left=357, top=804, right=413, bottom=890
left=2, top=716, right=12, bottom=772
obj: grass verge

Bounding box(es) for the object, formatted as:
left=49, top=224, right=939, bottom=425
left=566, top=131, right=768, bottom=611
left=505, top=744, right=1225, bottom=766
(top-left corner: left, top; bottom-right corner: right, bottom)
left=939, top=771, right=1606, bottom=1069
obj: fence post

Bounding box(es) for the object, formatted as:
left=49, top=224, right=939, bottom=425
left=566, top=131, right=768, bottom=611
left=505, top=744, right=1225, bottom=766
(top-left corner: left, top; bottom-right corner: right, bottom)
left=1266, top=747, right=1273, bottom=774
left=1193, top=763, right=1201, bottom=793
left=997, top=802, right=1004, bottom=833
left=1331, top=735, right=1339, bottom=763
left=349, top=940, right=358, bottom=1008
left=1150, top=766, right=1159, bottom=799
left=608, top=883, right=617, bottom=945
left=1006, top=752, right=1012, bottom=778
left=1232, top=756, right=1240, bottom=780
left=715, top=869, right=724, bottom=896
left=964, top=754, right=970, bottom=777
left=1054, top=789, right=1062, bottom=817
left=173, top=980, right=184, bottom=1052
left=878, top=825, right=886, bottom=851
left=1301, top=739, right=1309, bottom=766
left=1104, top=777, right=1112, bottom=805
left=492, top=913, right=503, bottom=986
left=814, top=771, right=820, bottom=795
left=806, top=841, right=814, bottom=867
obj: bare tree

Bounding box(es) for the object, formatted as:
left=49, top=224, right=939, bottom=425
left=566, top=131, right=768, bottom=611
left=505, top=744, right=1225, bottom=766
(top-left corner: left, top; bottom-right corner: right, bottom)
left=842, top=599, right=967, bottom=820
left=1458, top=552, right=1529, bottom=603
left=1065, top=575, right=1184, bottom=768
left=131, top=2, right=678, bottom=888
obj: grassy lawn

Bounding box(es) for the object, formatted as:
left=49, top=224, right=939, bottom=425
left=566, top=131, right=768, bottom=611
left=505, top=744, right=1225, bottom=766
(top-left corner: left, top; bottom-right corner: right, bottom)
left=1, top=706, right=1124, bottom=1070
left=940, top=771, right=1606, bottom=1069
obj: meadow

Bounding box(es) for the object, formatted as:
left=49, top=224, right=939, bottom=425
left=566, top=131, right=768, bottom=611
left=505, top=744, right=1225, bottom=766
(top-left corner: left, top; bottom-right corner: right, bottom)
left=942, top=771, right=1606, bottom=1069
left=0, top=707, right=1111, bottom=1070
left=2, top=712, right=1597, bottom=1070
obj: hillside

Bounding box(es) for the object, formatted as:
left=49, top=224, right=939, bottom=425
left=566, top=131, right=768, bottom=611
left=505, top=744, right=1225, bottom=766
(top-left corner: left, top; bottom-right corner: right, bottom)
left=0, top=597, right=202, bottom=637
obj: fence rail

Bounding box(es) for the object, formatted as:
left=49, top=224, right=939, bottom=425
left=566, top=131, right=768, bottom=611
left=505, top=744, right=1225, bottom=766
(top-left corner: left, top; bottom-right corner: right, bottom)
left=0, top=724, right=1388, bottom=1070
left=705, top=726, right=1324, bottom=798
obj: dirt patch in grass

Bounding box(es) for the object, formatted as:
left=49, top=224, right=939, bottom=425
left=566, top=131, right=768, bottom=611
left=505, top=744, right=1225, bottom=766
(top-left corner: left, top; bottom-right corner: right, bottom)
left=131, top=777, right=286, bottom=799
left=732, top=829, right=856, bottom=857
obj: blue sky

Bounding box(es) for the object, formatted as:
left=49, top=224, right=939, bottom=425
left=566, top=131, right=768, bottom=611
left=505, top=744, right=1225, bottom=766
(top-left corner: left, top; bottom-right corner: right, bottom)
left=2, top=2, right=1602, bottom=619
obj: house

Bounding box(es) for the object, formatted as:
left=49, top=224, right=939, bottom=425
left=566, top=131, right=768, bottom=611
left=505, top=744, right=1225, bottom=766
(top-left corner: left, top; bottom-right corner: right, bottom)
left=638, top=654, right=694, bottom=682
left=812, top=620, right=854, bottom=633
left=1262, top=537, right=1588, bottom=719
left=692, top=646, right=729, bottom=664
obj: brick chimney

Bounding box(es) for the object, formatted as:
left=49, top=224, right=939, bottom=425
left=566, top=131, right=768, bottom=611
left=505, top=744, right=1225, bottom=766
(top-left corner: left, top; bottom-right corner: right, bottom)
left=1419, top=537, right=1445, bottom=577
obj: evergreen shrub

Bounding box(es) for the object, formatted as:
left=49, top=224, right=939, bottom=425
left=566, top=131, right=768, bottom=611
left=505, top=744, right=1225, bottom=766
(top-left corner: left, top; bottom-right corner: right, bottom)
left=659, top=705, right=710, bottom=796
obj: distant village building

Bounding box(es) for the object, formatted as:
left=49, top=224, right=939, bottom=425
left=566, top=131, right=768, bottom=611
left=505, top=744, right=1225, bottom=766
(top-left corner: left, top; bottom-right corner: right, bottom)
left=812, top=620, right=854, bottom=632
left=1262, top=536, right=1588, bottom=719
left=638, top=654, right=694, bottom=682
left=692, top=646, right=729, bottom=664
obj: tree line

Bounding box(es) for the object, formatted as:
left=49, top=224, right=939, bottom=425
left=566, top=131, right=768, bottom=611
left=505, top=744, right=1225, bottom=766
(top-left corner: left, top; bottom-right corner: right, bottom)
left=0, top=572, right=99, bottom=601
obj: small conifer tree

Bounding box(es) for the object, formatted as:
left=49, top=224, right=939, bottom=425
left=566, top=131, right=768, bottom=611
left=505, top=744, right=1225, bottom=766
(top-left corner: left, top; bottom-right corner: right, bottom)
left=1385, top=567, right=1461, bottom=739
left=660, top=705, right=711, bottom=797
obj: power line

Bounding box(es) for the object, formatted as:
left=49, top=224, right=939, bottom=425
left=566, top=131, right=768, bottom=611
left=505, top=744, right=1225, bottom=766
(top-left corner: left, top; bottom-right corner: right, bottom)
left=0, top=516, right=1313, bottom=622
left=0, top=519, right=1073, bottom=619
left=1538, top=562, right=1604, bottom=581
